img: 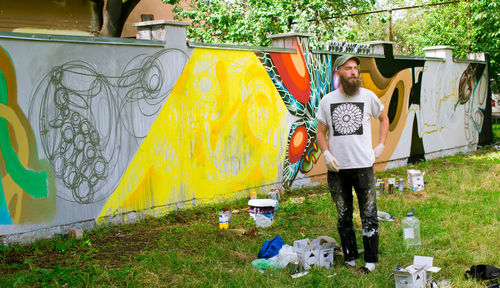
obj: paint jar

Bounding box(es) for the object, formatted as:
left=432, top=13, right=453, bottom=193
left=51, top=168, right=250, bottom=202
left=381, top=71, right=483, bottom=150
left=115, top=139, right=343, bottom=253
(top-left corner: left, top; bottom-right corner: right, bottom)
left=219, top=212, right=229, bottom=230
left=249, top=199, right=276, bottom=228
left=250, top=189, right=257, bottom=199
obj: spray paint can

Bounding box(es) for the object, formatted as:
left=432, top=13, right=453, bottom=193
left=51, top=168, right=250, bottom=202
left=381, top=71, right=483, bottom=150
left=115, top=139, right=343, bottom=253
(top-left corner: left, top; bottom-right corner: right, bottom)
left=289, top=260, right=300, bottom=275
left=398, top=178, right=404, bottom=191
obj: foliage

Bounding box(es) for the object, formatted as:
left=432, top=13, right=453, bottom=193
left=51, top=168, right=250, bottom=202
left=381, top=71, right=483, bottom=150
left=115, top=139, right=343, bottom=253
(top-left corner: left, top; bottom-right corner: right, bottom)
left=163, top=0, right=498, bottom=90
left=470, top=0, right=500, bottom=91
left=163, top=0, right=376, bottom=48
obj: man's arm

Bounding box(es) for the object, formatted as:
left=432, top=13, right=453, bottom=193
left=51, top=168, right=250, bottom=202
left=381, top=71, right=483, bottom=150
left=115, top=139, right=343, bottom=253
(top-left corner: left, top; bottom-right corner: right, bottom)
left=316, top=121, right=340, bottom=172
left=377, top=111, right=389, bottom=145
left=316, top=121, right=329, bottom=153
left=373, top=111, right=389, bottom=158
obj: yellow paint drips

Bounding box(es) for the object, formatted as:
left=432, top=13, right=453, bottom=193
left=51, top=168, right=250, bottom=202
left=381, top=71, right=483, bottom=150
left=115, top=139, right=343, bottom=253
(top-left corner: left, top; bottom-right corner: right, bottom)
left=97, top=49, right=287, bottom=223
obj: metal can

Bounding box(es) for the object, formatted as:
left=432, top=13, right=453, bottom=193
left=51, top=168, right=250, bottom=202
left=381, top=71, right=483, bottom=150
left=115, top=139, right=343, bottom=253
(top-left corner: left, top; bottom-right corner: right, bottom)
left=289, top=260, right=300, bottom=275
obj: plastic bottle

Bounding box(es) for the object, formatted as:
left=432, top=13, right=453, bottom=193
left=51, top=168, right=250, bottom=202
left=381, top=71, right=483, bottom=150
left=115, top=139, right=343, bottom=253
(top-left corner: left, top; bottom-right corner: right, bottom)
left=269, top=190, right=278, bottom=211
left=402, top=211, right=421, bottom=247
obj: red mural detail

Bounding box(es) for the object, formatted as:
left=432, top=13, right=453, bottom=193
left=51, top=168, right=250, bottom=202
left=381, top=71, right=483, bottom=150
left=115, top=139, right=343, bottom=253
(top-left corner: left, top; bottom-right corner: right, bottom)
left=288, top=125, right=308, bottom=163
left=269, top=40, right=311, bottom=104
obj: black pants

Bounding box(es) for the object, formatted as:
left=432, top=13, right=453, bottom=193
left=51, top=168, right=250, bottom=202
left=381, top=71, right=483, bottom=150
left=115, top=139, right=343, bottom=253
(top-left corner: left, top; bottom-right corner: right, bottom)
left=327, top=167, right=379, bottom=263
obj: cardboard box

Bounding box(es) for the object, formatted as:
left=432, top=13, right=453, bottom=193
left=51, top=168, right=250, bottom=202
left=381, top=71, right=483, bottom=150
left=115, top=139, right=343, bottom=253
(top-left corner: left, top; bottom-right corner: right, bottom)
left=407, top=170, right=425, bottom=191
left=293, top=238, right=335, bottom=270
left=394, top=256, right=441, bottom=288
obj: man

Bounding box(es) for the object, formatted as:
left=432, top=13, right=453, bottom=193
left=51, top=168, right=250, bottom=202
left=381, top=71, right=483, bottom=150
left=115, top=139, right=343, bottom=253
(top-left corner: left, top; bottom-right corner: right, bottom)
left=315, top=55, right=389, bottom=274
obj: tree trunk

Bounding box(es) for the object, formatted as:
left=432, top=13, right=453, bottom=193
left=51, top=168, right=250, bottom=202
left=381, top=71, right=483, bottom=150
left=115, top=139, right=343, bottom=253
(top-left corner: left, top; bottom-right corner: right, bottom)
left=90, top=0, right=104, bottom=35
left=99, top=0, right=141, bottom=37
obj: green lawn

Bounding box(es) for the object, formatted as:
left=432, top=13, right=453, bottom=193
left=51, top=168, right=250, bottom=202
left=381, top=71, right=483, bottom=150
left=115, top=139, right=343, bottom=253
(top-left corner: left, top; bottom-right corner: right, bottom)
left=1, top=136, right=499, bottom=287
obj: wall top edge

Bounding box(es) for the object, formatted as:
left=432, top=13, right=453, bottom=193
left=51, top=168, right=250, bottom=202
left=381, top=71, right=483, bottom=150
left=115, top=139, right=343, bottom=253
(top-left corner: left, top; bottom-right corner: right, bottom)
left=363, top=40, right=394, bottom=45
left=132, top=20, right=191, bottom=27
left=187, top=41, right=296, bottom=53
left=423, top=45, right=454, bottom=50
left=267, top=32, right=314, bottom=39
left=0, top=31, right=164, bottom=47
left=312, top=49, right=486, bottom=64
left=454, top=58, right=486, bottom=64
left=311, top=50, right=384, bottom=58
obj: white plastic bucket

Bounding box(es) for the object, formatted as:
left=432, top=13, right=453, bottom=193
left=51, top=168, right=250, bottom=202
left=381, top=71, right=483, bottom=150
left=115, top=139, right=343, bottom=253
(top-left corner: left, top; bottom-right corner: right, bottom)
left=248, top=199, right=276, bottom=220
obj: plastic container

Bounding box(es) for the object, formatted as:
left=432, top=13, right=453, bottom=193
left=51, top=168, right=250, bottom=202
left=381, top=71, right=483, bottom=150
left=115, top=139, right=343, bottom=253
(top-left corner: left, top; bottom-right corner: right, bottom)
left=250, top=189, right=257, bottom=199
left=269, top=190, right=279, bottom=211
left=219, top=212, right=229, bottom=230
left=402, top=211, right=421, bottom=247
left=248, top=199, right=276, bottom=225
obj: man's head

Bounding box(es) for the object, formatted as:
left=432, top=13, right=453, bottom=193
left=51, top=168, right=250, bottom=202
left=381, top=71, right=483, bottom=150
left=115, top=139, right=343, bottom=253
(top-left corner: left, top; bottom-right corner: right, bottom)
left=334, top=55, right=361, bottom=96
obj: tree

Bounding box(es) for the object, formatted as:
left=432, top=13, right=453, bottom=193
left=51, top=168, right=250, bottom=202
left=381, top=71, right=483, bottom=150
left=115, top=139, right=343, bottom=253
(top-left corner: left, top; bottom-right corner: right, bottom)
left=164, top=0, right=376, bottom=48
left=90, top=0, right=141, bottom=37
left=165, top=0, right=498, bottom=89
left=470, top=0, right=500, bottom=91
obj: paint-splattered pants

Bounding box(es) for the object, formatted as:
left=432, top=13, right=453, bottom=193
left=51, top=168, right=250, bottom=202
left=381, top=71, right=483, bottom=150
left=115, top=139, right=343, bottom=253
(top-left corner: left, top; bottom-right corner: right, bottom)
left=327, top=167, right=379, bottom=263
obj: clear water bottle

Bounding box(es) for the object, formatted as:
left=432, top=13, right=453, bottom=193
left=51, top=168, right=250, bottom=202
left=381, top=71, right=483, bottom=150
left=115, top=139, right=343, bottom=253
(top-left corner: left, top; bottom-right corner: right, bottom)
left=402, top=211, right=421, bottom=247
left=269, top=190, right=279, bottom=211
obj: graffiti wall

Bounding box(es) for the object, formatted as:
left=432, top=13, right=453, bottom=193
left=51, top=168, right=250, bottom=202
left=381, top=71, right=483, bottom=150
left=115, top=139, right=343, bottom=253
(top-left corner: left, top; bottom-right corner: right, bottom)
left=0, top=32, right=490, bottom=242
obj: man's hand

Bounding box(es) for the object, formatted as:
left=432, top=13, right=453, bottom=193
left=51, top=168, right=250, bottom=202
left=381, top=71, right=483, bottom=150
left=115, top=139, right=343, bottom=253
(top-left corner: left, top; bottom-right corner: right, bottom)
left=323, top=151, right=340, bottom=172
left=373, top=143, right=384, bottom=158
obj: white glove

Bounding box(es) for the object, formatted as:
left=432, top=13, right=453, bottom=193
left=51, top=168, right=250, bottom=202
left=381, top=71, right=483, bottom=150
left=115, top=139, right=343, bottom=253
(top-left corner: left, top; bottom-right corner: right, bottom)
left=323, top=151, right=340, bottom=172
left=373, top=143, right=385, bottom=158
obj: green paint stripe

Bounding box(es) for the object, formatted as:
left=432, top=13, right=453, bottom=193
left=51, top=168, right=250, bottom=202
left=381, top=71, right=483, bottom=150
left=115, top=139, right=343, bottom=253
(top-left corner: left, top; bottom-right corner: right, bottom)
left=0, top=71, right=48, bottom=199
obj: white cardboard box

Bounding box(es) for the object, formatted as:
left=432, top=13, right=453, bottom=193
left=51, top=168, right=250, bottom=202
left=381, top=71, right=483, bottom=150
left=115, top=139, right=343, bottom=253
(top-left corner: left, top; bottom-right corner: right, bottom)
left=407, top=170, right=425, bottom=191
left=293, top=238, right=334, bottom=270
left=394, top=256, right=441, bottom=288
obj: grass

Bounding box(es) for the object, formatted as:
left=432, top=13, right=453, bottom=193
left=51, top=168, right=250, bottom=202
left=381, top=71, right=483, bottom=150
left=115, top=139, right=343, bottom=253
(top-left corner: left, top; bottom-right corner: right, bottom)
left=1, top=126, right=499, bottom=287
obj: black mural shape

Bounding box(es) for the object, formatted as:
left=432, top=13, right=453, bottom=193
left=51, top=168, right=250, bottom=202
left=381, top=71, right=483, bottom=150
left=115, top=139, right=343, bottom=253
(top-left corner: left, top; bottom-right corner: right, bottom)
left=407, top=68, right=425, bottom=164
left=478, top=54, right=492, bottom=145
left=408, top=68, right=423, bottom=107
left=29, top=49, right=188, bottom=204
left=408, top=117, right=425, bottom=164
left=387, top=88, right=399, bottom=125
left=374, top=43, right=426, bottom=79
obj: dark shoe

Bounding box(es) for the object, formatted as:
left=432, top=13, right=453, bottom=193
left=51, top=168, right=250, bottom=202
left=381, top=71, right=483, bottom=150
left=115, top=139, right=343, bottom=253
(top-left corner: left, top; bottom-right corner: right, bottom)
left=342, top=262, right=356, bottom=268
left=355, top=266, right=371, bottom=274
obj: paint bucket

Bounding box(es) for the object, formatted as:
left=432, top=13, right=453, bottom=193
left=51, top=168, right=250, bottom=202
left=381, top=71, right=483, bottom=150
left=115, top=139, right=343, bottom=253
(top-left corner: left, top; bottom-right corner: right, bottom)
left=248, top=199, right=276, bottom=221
left=219, top=212, right=229, bottom=230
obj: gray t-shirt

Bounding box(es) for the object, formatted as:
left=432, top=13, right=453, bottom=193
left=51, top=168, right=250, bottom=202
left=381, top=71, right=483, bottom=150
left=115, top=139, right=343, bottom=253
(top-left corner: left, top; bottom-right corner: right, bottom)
left=316, top=87, right=384, bottom=169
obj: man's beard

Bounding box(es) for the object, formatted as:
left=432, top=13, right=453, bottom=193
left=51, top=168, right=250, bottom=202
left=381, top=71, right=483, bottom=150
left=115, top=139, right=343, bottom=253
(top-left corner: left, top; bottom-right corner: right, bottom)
left=340, top=74, right=361, bottom=96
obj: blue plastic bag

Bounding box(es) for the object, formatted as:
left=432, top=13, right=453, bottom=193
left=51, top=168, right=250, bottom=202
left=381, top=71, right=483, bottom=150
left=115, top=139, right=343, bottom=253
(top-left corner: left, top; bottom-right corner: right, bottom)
left=258, top=235, right=285, bottom=259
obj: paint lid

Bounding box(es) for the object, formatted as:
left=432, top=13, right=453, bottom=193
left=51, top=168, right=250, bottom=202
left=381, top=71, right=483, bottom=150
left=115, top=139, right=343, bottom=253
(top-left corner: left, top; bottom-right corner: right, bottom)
left=248, top=199, right=277, bottom=207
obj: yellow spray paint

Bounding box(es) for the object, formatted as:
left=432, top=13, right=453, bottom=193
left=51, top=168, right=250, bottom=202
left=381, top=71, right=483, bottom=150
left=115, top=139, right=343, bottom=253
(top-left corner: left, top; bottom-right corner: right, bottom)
left=98, top=48, right=287, bottom=223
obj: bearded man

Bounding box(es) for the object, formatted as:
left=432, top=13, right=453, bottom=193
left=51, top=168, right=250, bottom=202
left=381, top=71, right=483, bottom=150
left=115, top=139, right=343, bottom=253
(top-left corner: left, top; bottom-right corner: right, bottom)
left=316, top=55, right=389, bottom=274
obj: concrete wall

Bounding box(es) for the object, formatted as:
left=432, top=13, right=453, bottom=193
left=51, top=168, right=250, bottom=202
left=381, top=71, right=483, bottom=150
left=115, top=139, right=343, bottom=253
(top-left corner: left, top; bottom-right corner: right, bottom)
left=0, top=25, right=491, bottom=243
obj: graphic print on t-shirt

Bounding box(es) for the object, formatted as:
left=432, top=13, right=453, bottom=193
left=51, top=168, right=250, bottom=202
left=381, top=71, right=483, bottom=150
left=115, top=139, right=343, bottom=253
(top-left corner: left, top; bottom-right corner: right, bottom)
left=330, top=102, right=364, bottom=136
